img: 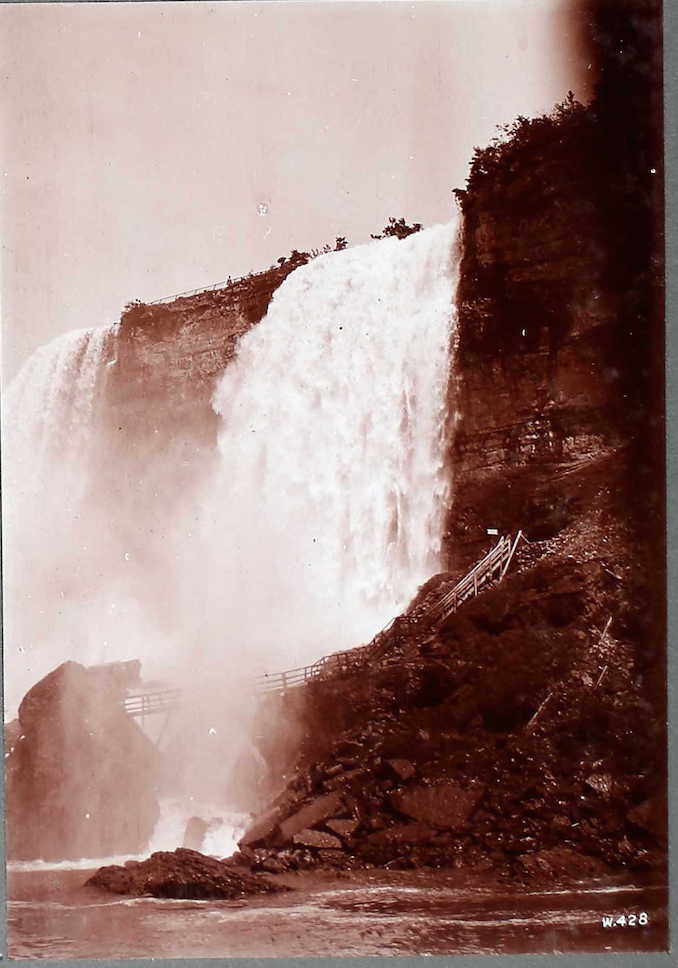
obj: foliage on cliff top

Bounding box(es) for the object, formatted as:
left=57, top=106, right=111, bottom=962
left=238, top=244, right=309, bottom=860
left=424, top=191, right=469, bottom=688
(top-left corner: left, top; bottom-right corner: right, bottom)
left=370, top=217, right=423, bottom=241
left=457, top=92, right=591, bottom=200
left=121, top=219, right=420, bottom=326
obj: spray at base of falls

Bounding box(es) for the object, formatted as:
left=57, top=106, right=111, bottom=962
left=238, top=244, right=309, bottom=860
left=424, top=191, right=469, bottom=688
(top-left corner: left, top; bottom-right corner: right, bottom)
left=6, top=802, right=247, bottom=871
left=191, top=218, right=461, bottom=676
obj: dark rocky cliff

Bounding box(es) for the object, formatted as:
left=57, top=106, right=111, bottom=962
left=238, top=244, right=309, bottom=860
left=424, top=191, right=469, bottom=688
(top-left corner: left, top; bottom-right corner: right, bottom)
left=446, top=93, right=663, bottom=573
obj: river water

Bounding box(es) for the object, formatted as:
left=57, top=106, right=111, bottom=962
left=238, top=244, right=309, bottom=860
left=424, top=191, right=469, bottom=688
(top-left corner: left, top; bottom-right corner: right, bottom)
left=7, top=866, right=667, bottom=958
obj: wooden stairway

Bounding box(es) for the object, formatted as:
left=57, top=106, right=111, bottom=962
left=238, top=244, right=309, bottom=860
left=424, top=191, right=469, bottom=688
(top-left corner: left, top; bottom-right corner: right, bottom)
left=256, top=531, right=525, bottom=695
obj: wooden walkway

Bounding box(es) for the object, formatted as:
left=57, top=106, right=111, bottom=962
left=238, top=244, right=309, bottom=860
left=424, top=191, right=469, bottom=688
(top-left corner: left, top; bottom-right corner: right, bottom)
left=121, top=532, right=524, bottom=713
left=256, top=531, right=524, bottom=695
left=123, top=687, right=182, bottom=721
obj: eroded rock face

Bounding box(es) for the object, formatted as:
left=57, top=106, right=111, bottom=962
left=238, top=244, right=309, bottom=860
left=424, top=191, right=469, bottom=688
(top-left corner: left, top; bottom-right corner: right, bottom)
left=5, top=661, right=160, bottom=861
left=87, top=848, right=285, bottom=899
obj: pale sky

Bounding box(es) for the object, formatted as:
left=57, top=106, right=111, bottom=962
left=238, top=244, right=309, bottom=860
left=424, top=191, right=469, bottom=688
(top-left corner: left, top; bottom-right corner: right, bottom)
left=0, top=1, right=591, bottom=380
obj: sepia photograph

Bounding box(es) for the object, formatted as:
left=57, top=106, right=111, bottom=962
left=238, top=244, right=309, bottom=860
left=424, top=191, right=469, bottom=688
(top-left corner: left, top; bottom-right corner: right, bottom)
left=0, top=0, right=668, bottom=958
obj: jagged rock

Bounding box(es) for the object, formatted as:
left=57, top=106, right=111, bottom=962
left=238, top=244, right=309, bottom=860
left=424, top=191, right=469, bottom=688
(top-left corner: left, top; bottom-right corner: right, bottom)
left=87, top=848, right=287, bottom=899
left=292, top=828, right=343, bottom=849
left=585, top=773, right=614, bottom=797
left=627, top=797, right=666, bottom=843
left=278, top=792, right=343, bottom=842
left=239, top=804, right=285, bottom=847
left=326, top=818, right=359, bottom=839
left=366, top=822, right=438, bottom=846
left=386, top=758, right=416, bottom=781
left=390, top=781, right=484, bottom=830
left=322, top=768, right=366, bottom=791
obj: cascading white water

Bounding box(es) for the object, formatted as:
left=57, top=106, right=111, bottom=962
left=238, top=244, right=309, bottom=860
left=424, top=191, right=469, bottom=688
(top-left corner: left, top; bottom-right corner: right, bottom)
left=3, top=324, right=117, bottom=501
left=2, top=324, right=119, bottom=714
left=2, top=218, right=462, bottom=858
left=192, top=218, right=461, bottom=674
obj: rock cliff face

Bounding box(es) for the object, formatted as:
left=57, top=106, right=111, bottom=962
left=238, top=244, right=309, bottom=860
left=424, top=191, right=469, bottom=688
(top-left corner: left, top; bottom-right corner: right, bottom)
left=98, top=262, right=301, bottom=515
left=445, top=95, right=663, bottom=574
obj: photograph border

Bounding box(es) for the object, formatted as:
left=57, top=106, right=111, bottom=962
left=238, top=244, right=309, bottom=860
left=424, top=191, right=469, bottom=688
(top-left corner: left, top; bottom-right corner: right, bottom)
left=0, top=0, right=674, bottom=964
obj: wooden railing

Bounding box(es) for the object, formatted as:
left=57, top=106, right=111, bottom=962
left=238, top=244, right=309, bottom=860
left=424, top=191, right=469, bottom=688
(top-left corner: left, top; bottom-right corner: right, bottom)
left=123, top=687, right=183, bottom=719
left=256, top=532, right=524, bottom=695
left=120, top=533, right=525, bottom=709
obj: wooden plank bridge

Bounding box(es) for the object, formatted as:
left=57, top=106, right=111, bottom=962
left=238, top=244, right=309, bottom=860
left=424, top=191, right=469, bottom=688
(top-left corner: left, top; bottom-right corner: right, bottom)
left=122, top=532, right=524, bottom=715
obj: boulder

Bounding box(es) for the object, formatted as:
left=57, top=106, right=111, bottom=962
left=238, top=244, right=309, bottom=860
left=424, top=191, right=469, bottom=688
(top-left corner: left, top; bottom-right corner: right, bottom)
left=326, top=818, right=359, bottom=839
left=239, top=805, right=285, bottom=848
left=278, top=792, right=343, bottom=842
left=585, top=773, right=614, bottom=797
left=292, top=828, right=343, bottom=849
left=87, top=848, right=287, bottom=899
left=5, top=660, right=160, bottom=861
left=627, top=796, right=666, bottom=843
left=386, top=758, right=416, bottom=781
left=390, top=781, right=484, bottom=830
left=323, top=768, right=366, bottom=791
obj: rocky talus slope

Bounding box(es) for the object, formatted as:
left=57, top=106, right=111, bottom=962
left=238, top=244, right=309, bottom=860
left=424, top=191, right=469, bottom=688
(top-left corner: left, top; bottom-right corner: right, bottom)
left=234, top=450, right=665, bottom=881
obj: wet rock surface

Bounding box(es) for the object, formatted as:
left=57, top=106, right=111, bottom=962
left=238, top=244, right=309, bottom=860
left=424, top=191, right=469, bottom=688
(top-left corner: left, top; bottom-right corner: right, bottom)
left=87, top=848, right=286, bottom=899
left=5, top=660, right=160, bottom=861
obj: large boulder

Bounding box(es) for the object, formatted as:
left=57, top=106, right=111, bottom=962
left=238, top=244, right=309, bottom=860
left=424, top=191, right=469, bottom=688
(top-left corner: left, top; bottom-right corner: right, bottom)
left=87, top=848, right=286, bottom=899
left=390, top=781, right=484, bottom=830
left=278, top=792, right=343, bottom=843
left=291, top=828, right=342, bottom=849
left=5, top=660, right=160, bottom=861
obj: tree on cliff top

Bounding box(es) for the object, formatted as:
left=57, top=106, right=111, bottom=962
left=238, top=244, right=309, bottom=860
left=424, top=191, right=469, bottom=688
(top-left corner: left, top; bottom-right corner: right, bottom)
left=371, top=217, right=423, bottom=241
left=457, top=91, right=589, bottom=200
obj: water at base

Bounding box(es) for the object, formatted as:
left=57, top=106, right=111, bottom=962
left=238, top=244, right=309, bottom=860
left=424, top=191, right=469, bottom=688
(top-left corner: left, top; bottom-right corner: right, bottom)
left=7, top=867, right=668, bottom=959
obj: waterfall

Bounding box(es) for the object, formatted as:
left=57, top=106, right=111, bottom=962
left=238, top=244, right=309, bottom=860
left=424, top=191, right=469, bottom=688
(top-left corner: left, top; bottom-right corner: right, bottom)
left=2, top=324, right=119, bottom=714
left=2, top=221, right=461, bottom=712
left=2, top=219, right=462, bottom=854
left=194, top=218, right=461, bottom=673
left=3, top=324, right=117, bottom=501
